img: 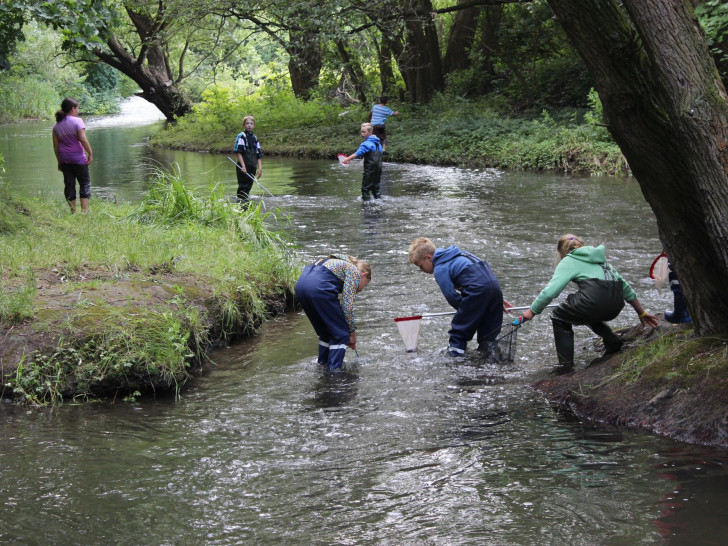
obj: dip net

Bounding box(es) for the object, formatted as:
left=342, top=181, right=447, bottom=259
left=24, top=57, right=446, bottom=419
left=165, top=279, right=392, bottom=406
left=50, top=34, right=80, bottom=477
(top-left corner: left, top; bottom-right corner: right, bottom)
left=393, top=316, right=518, bottom=362
left=393, top=315, right=422, bottom=352
left=649, top=253, right=669, bottom=294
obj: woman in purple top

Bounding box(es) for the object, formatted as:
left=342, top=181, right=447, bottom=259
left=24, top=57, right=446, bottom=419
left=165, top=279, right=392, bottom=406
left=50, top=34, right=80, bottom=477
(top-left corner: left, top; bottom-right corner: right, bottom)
left=52, top=98, right=93, bottom=213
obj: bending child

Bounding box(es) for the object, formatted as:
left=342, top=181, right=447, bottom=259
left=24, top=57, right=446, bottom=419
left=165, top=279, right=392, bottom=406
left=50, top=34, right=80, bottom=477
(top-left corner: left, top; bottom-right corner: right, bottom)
left=342, top=123, right=383, bottom=201
left=518, top=234, right=659, bottom=372
left=408, top=237, right=511, bottom=359
left=295, top=254, right=371, bottom=370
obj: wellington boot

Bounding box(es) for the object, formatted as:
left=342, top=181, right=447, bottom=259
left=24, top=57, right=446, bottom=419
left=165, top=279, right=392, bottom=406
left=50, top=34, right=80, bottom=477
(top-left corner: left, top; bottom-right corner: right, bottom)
left=552, top=321, right=574, bottom=369
left=589, top=322, right=622, bottom=356
left=665, top=291, right=691, bottom=323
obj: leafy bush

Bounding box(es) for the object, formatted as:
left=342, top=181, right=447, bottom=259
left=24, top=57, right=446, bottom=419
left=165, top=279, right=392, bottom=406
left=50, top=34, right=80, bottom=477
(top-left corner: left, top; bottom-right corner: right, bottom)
left=0, top=74, right=59, bottom=122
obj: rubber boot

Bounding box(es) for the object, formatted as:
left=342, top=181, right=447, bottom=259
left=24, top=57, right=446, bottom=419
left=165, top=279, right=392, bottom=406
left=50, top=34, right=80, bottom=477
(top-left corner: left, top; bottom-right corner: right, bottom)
left=665, top=285, right=691, bottom=323
left=589, top=322, right=622, bottom=355
left=552, top=321, right=575, bottom=370
left=317, top=341, right=330, bottom=365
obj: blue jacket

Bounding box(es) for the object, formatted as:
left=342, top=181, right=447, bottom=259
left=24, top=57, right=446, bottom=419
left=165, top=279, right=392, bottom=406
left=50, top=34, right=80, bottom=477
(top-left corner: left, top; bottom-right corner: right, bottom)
left=432, top=245, right=486, bottom=308
left=354, top=135, right=382, bottom=157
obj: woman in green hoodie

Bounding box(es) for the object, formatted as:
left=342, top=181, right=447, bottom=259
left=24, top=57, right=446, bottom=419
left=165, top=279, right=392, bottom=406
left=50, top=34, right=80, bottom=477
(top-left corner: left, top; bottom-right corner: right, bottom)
left=519, top=234, right=659, bottom=371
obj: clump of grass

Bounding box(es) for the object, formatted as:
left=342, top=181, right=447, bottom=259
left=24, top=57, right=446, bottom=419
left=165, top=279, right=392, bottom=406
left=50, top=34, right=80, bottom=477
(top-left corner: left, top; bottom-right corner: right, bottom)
left=11, top=296, right=209, bottom=406
left=0, top=271, right=36, bottom=325
left=128, top=163, right=294, bottom=252
left=602, top=330, right=728, bottom=387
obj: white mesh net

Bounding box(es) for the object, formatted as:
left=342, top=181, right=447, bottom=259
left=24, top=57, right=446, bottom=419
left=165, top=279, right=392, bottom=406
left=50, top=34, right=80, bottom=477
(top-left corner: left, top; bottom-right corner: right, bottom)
left=650, top=254, right=669, bottom=294
left=394, top=316, right=422, bottom=352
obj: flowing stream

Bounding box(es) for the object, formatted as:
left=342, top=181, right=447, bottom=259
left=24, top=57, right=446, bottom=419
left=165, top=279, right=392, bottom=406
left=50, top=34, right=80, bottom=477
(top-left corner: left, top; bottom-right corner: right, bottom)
left=1, top=98, right=727, bottom=544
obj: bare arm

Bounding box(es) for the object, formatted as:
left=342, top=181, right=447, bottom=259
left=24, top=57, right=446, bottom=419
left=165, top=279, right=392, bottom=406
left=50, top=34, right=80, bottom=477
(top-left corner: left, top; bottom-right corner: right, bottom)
left=77, top=128, right=93, bottom=165
left=52, top=132, right=61, bottom=170
left=629, top=298, right=659, bottom=328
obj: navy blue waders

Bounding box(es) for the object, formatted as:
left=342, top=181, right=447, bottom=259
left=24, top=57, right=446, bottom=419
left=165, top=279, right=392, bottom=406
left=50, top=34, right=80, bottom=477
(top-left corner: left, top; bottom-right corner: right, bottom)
left=294, top=261, right=350, bottom=370
left=361, top=145, right=383, bottom=200
left=448, top=257, right=503, bottom=355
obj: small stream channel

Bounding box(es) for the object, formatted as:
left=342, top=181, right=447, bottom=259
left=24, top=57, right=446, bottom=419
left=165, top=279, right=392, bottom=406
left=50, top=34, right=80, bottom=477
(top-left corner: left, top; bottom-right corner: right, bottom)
left=1, top=99, right=727, bottom=544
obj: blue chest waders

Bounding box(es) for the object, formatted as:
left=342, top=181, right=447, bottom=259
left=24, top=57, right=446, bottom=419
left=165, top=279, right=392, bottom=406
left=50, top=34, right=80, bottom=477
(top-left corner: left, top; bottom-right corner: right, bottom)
left=294, top=259, right=351, bottom=370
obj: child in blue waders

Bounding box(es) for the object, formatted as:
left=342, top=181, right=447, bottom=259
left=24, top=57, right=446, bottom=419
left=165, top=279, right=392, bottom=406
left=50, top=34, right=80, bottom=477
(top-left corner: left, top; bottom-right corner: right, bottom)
left=295, top=255, right=371, bottom=370
left=665, top=261, right=691, bottom=323
left=342, top=123, right=383, bottom=201
left=408, top=237, right=511, bottom=359
left=518, top=234, right=659, bottom=372
left=233, top=115, right=262, bottom=205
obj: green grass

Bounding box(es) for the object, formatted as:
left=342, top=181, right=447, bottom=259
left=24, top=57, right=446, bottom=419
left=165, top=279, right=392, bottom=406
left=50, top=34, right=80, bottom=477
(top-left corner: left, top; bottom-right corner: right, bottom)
left=603, top=330, right=728, bottom=387
left=0, top=166, right=299, bottom=405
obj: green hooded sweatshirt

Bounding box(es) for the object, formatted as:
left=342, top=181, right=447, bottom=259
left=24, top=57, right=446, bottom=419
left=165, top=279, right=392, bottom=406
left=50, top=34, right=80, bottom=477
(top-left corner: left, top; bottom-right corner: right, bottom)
left=530, top=245, right=637, bottom=314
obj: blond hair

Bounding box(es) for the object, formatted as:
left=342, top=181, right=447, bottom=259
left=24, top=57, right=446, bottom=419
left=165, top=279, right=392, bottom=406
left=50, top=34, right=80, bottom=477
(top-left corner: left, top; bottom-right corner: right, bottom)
left=243, top=115, right=255, bottom=126
left=348, top=255, right=371, bottom=280
left=556, top=234, right=585, bottom=260
left=361, top=122, right=373, bottom=133
left=408, top=237, right=436, bottom=263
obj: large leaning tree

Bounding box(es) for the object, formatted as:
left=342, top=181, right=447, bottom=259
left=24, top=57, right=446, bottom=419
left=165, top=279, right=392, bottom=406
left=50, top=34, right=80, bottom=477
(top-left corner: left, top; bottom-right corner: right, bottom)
left=546, top=0, right=728, bottom=335
left=6, top=0, right=243, bottom=120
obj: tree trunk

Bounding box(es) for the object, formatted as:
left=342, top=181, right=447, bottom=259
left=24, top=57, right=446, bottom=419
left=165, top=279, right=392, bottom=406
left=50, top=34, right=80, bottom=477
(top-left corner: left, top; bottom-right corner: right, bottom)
left=335, top=38, right=369, bottom=104
left=547, top=0, right=728, bottom=334
left=400, top=0, right=444, bottom=103
left=287, top=30, right=323, bottom=100
left=95, top=35, right=191, bottom=120
left=476, top=5, right=503, bottom=93
left=376, top=37, right=396, bottom=96
left=443, top=3, right=479, bottom=74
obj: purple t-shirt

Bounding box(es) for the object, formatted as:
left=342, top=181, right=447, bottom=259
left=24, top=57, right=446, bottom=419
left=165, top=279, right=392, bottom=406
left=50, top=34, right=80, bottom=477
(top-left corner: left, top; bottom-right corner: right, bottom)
left=53, top=115, right=87, bottom=164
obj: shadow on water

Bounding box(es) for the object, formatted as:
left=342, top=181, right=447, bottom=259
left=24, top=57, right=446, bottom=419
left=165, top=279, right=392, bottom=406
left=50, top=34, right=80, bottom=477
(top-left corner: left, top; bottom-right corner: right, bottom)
left=308, top=370, right=361, bottom=409
left=1, top=109, right=727, bottom=544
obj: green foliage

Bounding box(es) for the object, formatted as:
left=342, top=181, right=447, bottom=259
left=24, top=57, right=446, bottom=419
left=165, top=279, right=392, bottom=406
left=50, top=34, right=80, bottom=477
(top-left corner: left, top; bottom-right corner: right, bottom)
left=0, top=6, right=25, bottom=70
left=0, top=74, right=61, bottom=121
left=78, top=62, right=121, bottom=114
left=20, top=0, right=118, bottom=53
left=152, top=85, right=627, bottom=175
left=696, top=0, right=728, bottom=84
left=159, top=86, right=346, bottom=152
left=0, top=20, right=126, bottom=121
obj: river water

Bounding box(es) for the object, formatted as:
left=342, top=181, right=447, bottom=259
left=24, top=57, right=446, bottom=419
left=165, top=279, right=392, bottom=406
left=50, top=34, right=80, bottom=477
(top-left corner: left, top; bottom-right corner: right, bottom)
left=1, top=98, right=727, bottom=544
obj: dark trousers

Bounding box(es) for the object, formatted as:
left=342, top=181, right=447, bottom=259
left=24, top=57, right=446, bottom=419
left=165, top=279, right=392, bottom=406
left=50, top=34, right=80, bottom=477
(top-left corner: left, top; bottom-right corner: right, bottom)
left=361, top=151, right=383, bottom=199
left=372, top=124, right=387, bottom=147
left=294, top=264, right=349, bottom=370
left=61, top=163, right=91, bottom=201
left=448, top=262, right=503, bottom=352
left=236, top=163, right=255, bottom=202
left=550, top=278, right=625, bottom=361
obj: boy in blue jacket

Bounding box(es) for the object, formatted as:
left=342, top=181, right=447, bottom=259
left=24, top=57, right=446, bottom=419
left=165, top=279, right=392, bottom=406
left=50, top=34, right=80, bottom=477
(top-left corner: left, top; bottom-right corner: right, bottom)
left=342, top=123, right=383, bottom=201
left=408, top=237, right=510, bottom=357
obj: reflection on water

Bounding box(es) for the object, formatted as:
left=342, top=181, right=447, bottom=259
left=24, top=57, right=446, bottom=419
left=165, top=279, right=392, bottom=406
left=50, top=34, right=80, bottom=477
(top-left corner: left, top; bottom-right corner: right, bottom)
left=1, top=107, right=727, bottom=544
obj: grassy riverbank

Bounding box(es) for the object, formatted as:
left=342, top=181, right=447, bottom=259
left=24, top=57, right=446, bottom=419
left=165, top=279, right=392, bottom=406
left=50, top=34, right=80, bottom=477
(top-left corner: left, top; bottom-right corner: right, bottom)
left=150, top=89, right=628, bottom=176
left=533, top=321, right=728, bottom=447
left=0, top=168, right=298, bottom=405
